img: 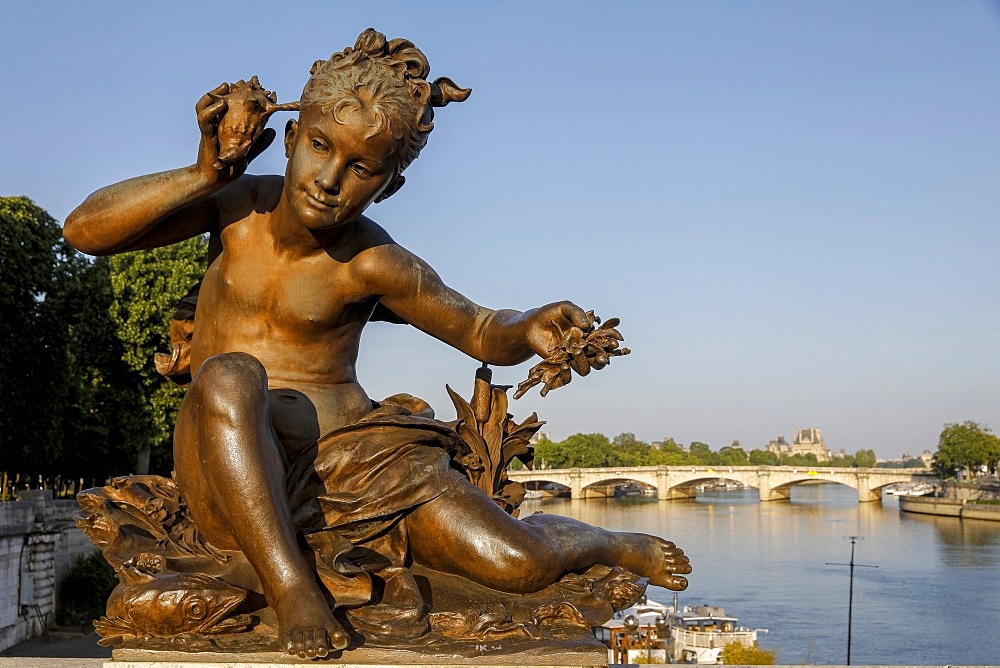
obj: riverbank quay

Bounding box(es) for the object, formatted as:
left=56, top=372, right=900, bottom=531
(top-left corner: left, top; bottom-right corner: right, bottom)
left=0, top=491, right=95, bottom=652
left=899, top=494, right=1000, bottom=521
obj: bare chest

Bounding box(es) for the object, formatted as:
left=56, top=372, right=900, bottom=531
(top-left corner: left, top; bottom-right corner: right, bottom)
left=202, top=226, right=375, bottom=331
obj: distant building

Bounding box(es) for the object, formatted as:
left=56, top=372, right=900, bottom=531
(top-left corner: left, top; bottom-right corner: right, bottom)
left=652, top=438, right=685, bottom=452
left=529, top=431, right=552, bottom=444
left=766, top=436, right=791, bottom=457
left=765, top=429, right=832, bottom=462
left=793, top=428, right=831, bottom=462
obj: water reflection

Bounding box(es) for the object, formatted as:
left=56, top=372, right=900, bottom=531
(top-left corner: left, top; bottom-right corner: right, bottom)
left=525, top=484, right=1000, bottom=665
left=900, top=511, right=1000, bottom=569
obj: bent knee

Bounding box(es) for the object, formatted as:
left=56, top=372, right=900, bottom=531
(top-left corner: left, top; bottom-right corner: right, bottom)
left=189, top=353, right=268, bottom=415
left=193, top=352, right=267, bottom=392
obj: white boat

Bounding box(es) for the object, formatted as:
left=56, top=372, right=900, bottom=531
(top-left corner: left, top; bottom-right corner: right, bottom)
left=522, top=489, right=544, bottom=499
left=886, top=482, right=936, bottom=496
left=596, top=596, right=766, bottom=664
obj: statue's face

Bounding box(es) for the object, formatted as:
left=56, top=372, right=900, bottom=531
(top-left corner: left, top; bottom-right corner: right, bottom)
left=283, top=104, right=402, bottom=230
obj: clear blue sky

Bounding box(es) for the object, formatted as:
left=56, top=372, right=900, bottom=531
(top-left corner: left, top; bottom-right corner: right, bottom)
left=3, top=1, right=998, bottom=458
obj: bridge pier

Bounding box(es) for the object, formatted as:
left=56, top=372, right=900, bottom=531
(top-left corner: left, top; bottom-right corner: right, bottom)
left=856, top=473, right=882, bottom=503
left=569, top=468, right=583, bottom=500
left=759, top=487, right=791, bottom=502
left=757, top=467, right=791, bottom=502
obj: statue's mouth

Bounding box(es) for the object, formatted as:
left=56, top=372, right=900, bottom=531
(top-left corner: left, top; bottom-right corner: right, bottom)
left=307, top=192, right=338, bottom=209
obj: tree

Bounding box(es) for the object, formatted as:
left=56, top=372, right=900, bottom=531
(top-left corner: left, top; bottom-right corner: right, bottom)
left=54, top=256, right=149, bottom=482
left=533, top=433, right=614, bottom=469
left=718, top=446, right=750, bottom=466
left=934, top=421, right=1000, bottom=479
left=748, top=449, right=779, bottom=466
left=854, top=449, right=876, bottom=468
left=610, top=432, right=651, bottom=466
left=688, top=441, right=718, bottom=465
left=722, top=641, right=776, bottom=665
left=0, top=197, right=72, bottom=475
left=109, top=237, right=208, bottom=473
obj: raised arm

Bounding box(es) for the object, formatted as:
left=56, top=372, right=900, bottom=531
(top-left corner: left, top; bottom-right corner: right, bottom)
left=64, top=83, right=275, bottom=256
left=359, top=243, right=590, bottom=366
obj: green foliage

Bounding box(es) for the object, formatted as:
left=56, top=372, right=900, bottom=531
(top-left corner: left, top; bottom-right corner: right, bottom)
left=109, top=237, right=207, bottom=467
left=1, top=196, right=199, bottom=480
left=611, top=432, right=652, bottom=466
left=722, top=641, right=777, bottom=665
left=749, top=449, right=779, bottom=465
left=534, top=433, right=613, bottom=468
left=58, top=256, right=149, bottom=479
left=854, top=448, right=877, bottom=468
left=0, top=197, right=70, bottom=474
left=934, top=421, right=1000, bottom=479
left=718, top=446, right=750, bottom=466
left=55, top=551, right=117, bottom=627
left=829, top=453, right=857, bottom=467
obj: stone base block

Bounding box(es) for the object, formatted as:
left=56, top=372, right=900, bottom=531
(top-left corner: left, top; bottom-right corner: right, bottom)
left=108, top=644, right=608, bottom=667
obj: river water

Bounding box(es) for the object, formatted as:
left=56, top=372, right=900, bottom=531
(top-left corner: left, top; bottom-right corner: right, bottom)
left=521, top=485, right=1000, bottom=665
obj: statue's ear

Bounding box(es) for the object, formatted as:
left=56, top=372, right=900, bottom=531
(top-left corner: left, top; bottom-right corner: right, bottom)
left=284, top=119, right=298, bottom=158
left=375, top=175, right=405, bottom=203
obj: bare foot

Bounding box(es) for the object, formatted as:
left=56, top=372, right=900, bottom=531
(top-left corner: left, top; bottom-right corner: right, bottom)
left=621, top=534, right=692, bottom=591
left=272, top=581, right=350, bottom=658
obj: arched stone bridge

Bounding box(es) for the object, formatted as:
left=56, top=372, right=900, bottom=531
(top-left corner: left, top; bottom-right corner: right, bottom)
left=508, top=465, right=935, bottom=502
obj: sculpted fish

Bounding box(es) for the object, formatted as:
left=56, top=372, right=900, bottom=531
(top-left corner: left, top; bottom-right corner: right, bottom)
left=94, top=565, right=252, bottom=646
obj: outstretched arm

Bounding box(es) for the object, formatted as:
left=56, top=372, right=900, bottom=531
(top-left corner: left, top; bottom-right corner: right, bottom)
left=359, top=244, right=590, bottom=365
left=64, top=83, right=275, bottom=255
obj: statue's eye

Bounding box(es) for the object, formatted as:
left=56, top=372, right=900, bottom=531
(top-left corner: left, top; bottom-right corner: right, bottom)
left=185, top=596, right=208, bottom=620
left=311, top=139, right=326, bottom=152
left=351, top=164, right=371, bottom=178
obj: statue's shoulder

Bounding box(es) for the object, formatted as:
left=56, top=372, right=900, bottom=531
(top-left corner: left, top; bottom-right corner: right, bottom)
left=243, top=174, right=284, bottom=207
left=215, top=175, right=283, bottom=229
left=346, top=218, right=426, bottom=282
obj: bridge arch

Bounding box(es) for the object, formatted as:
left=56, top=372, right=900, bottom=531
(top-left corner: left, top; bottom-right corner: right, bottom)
left=508, top=466, right=929, bottom=502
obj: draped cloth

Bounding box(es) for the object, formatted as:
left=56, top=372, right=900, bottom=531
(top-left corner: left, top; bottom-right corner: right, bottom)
left=285, top=394, right=466, bottom=567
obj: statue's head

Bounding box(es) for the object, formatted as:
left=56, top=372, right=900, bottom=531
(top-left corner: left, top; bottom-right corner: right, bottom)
left=296, top=29, right=470, bottom=178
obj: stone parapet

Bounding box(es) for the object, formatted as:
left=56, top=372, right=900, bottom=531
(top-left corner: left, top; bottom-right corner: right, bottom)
left=0, top=493, right=95, bottom=652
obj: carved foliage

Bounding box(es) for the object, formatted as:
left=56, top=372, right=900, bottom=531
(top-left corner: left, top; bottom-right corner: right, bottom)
left=447, top=365, right=542, bottom=516
left=515, top=311, right=631, bottom=399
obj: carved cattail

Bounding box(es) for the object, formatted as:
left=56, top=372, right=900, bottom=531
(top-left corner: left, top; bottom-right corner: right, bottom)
left=472, top=364, right=493, bottom=425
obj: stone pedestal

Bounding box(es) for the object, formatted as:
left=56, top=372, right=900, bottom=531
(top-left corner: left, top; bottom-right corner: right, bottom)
left=107, top=643, right=608, bottom=667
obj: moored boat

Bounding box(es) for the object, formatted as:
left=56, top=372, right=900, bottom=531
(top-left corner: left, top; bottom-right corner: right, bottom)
left=886, top=482, right=936, bottom=496
left=596, top=596, right=766, bottom=664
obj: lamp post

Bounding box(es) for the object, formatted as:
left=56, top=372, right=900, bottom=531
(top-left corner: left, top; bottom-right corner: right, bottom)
left=623, top=613, right=639, bottom=665
left=826, top=535, right=878, bottom=665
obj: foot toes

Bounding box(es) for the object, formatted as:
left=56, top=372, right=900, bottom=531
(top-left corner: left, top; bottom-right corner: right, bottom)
left=313, top=628, right=330, bottom=658
left=329, top=625, right=350, bottom=650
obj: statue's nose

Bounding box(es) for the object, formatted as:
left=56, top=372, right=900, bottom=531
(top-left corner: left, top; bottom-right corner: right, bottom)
left=315, top=166, right=341, bottom=195
left=316, top=174, right=340, bottom=195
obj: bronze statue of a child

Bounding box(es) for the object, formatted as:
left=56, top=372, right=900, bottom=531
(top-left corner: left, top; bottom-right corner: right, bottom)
left=65, top=29, right=690, bottom=659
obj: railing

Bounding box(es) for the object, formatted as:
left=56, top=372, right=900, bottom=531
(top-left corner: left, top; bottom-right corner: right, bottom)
left=0, top=472, right=94, bottom=501
left=670, top=627, right=757, bottom=649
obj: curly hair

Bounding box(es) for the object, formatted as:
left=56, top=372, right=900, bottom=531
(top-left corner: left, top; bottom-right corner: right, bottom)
left=301, top=29, right=471, bottom=174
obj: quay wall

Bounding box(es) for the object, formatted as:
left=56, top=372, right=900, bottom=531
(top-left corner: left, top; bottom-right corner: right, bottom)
left=0, top=491, right=92, bottom=652
left=899, top=495, right=1000, bottom=521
